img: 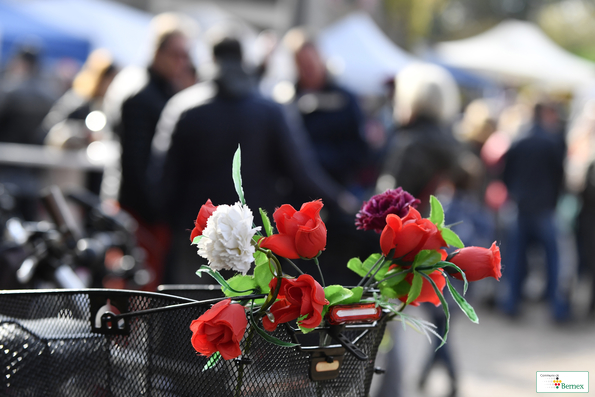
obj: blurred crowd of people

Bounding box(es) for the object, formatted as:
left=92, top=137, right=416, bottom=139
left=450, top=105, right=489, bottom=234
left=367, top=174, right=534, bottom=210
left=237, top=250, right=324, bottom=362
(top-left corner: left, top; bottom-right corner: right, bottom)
left=1, top=10, right=594, bottom=329
left=3, top=9, right=595, bottom=397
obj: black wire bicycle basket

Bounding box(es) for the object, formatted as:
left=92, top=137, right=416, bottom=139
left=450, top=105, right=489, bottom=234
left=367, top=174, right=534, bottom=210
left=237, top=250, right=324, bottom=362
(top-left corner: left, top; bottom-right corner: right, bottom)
left=0, top=288, right=388, bottom=397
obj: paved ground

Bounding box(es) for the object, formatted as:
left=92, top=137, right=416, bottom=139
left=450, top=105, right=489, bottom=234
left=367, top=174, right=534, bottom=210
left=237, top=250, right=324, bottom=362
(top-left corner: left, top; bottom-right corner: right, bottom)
left=369, top=276, right=595, bottom=397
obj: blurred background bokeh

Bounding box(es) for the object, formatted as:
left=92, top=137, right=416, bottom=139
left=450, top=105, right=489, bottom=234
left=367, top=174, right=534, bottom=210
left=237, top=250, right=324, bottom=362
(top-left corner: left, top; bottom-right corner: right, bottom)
left=1, top=0, right=595, bottom=396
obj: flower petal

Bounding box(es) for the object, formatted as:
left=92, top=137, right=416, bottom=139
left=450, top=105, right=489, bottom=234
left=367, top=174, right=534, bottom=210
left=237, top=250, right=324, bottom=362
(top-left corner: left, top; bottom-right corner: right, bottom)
left=295, top=221, right=327, bottom=258
left=299, top=200, right=324, bottom=219
left=260, top=234, right=300, bottom=259
left=272, top=204, right=297, bottom=234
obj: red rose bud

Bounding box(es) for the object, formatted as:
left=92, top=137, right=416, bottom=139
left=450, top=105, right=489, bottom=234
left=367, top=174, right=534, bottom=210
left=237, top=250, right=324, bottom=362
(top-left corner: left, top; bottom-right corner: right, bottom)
left=398, top=270, right=446, bottom=307
left=379, top=208, right=447, bottom=261
left=259, top=200, right=327, bottom=259
left=189, top=299, right=247, bottom=360
left=262, top=274, right=328, bottom=332
left=355, top=188, right=420, bottom=233
left=450, top=242, right=502, bottom=281
left=190, top=199, right=217, bottom=241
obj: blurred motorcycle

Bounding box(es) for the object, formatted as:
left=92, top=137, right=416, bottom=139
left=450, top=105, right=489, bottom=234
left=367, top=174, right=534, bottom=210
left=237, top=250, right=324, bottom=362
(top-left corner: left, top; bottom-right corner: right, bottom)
left=0, top=184, right=150, bottom=290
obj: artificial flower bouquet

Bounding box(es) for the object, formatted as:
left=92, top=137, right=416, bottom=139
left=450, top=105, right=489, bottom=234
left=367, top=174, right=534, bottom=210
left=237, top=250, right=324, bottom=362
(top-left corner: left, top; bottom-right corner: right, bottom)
left=189, top=147, right=501, bottom=364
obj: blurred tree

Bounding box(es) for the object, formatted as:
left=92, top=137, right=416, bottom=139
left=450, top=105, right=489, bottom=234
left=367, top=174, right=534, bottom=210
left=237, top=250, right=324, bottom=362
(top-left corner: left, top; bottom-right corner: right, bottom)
left=382, top=0, right=445, bottom=49
left=538, top=0, right=595, bottom=62
left=379, top=0, right=583, bottom=51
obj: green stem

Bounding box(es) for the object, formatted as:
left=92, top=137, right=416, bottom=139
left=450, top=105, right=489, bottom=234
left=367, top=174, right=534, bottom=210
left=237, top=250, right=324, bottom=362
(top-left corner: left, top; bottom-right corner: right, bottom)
left=355, top=253, right=389, bottom=287
left=256, top=248, right=283, bottom=315
left=369, top=269, right=411, bottom=289
left=283, top=258, right=305, bottom=275
left=362, top=257, right=392, bottom=290
left=313, top=257, right=325, bottom=288
left=397, top=301, right=407, bottom=312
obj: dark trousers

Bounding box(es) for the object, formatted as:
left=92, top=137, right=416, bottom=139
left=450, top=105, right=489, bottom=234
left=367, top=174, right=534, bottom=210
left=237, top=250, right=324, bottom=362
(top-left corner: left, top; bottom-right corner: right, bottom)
left=499, top=211, right=569, bottom=320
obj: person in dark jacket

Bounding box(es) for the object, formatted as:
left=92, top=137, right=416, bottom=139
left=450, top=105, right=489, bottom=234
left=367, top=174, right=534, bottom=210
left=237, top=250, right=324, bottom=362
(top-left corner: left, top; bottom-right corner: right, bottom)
left=103, top=15, right=192, bottom=290
left=111, top=30, right=190, bottom=223
left=377, top=63, right=477, bottom=215
left=280, top=29, right=375, bottom=287
left=499, top=102, right=570, bottom=322
left=0, top=46, right=58, bottom=220
left=151, top=36, right=358, bottom=285
left=576, top=160, right=595, bottom=316
left=0, top=46, right=57, bottom=145
left=374, top=62, right=476, bottom=397
left=284, top=29, right=369, bottom=190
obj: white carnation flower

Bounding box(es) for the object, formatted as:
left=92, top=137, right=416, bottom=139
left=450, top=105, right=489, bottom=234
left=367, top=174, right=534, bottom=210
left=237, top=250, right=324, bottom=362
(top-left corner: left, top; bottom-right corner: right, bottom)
left=197, top=202, right=261, bottom=275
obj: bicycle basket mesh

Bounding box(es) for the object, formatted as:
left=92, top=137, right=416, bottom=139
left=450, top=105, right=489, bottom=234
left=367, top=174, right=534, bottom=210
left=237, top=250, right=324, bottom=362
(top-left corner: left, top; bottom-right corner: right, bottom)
left=0, top=289, right=386, bottom=396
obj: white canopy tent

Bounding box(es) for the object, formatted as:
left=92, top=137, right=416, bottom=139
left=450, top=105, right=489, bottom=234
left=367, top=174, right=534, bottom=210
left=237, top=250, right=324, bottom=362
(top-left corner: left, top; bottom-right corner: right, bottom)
left=317, top=12, right=416, bottom=96
left=434, top=19, right=595, bottom=90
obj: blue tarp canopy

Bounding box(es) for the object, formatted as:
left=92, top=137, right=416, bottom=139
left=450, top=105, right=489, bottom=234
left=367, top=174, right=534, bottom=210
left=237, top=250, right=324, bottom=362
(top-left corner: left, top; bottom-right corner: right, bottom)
left=0, top=1, right=90, bottom=67
left=13, top=0, right=154, bottom=67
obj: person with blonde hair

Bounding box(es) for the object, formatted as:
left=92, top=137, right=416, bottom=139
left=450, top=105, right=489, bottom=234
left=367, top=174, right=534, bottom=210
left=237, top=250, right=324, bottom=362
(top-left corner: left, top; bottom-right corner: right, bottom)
left=375, top=63, right=482, bottom=397
left=43, top=48, right=118, bottom=148
left=377, top=62, right=476, bottom=212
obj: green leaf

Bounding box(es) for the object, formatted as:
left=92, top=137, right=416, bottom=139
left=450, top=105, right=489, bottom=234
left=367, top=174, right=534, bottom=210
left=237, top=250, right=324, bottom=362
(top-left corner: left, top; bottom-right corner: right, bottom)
left=379, top=285, right=398, bottom=299
left=347, top=257, right=367, bottom=278
left=254, top=261, right=274, bottom=294
left=232, top=146, right=245, bottom=205
left=224, top=275, right=258, bottom=297
left=406, top=273, right=423, bottom=305
left=254, top=250, right=268, bottom=267
left=378, top=270, right=407, bottom=288
left=441, top=228, right=464, bottom=249
left=324, top=285, right=363, bottom=306
left=296, top=314, right=316, bottom=333
left=363, top=253, right=383, bottom=272
left=192, top=235, right=203, bottom=245
left=379, top=271, right=411, bottom=299
left=393, top=279, right=411, bottom=298
left=202, top=352, right=221, bottom=371
left=441, top=262, right=468, bottom=295
left=196, top=266, right=253, bottom=295
left=373, top=261, right=391, bottom=281
left=442, top=271, right=478, bottom=324
left=419, top=272, right=449, bottom=349
left=417, top=261, right=469, bottom=295
left=412, top=250, right=443, bottom=270
left=324, top=285, right=352, bottom=305
left=259, top=208, right=273, bottom=237
left=344, top=286, right=363, bottom=304
left=429, top=195, right=445, bottom=227
left=248, top=304, right=299, bottom=347
left=298, top=324, right=316, bottom=334
left=347, top=254, right=387, bottom=280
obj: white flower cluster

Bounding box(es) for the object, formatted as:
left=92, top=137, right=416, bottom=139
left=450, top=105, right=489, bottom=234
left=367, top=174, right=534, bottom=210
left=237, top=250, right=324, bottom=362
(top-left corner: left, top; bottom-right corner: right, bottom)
left=197, top=202, right=261, bottom=275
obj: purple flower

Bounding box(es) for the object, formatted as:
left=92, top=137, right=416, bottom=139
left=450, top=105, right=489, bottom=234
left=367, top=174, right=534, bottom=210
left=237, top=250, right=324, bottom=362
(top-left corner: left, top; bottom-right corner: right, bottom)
left=355, top=188, right=420, bottom=233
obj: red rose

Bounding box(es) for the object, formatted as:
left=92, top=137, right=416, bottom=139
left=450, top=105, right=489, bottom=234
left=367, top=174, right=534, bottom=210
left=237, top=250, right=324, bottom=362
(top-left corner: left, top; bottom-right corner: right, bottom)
left=262, top=274, right=329, bottom=332
left=380, top=208, right=447, bottom=261
left=450, top=242, right=502, bottom=281
left=190, top=199, right=217, bottom=241
left=398, top=270, right=446, bottom=307
left=259, top=200, right=327, bottom=259
left=189, top=299, right=247, bottom=360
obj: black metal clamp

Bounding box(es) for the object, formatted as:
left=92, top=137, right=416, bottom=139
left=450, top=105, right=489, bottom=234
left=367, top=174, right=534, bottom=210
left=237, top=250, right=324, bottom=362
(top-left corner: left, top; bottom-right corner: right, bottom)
left=327, top=324, right=369, bottom=361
